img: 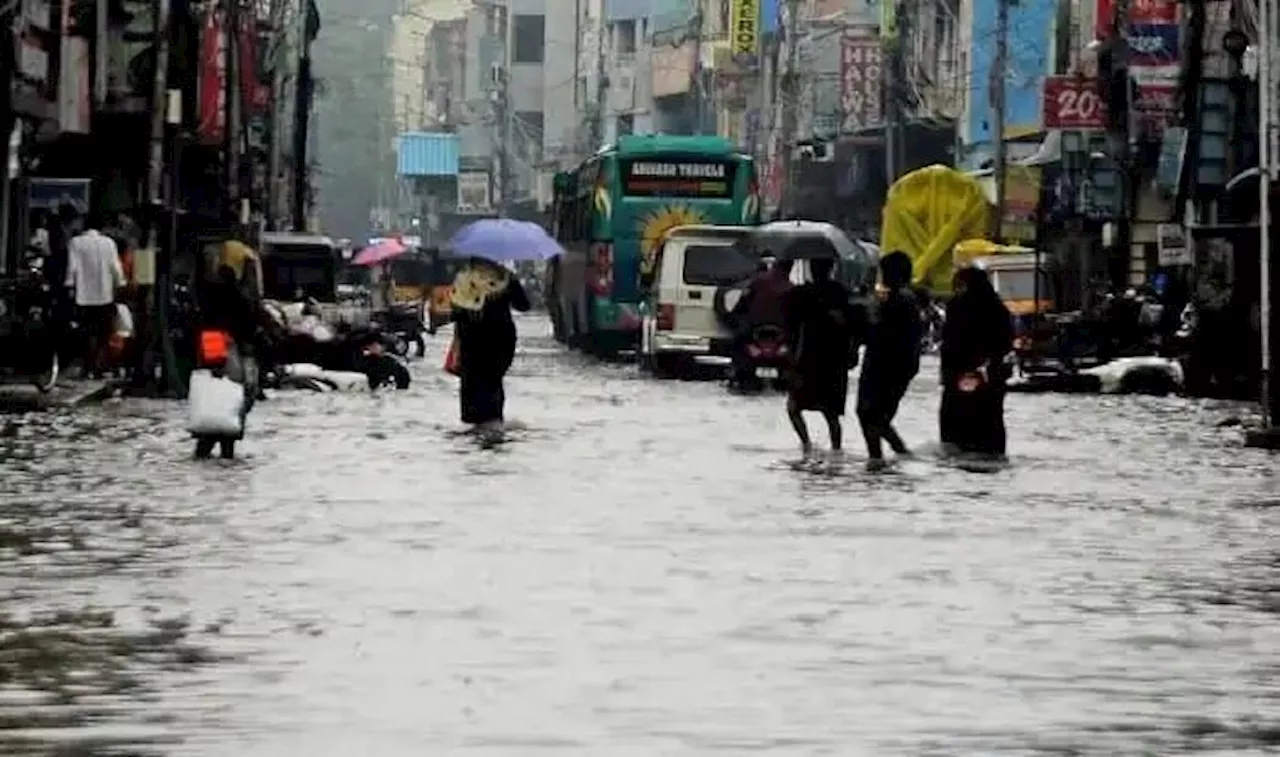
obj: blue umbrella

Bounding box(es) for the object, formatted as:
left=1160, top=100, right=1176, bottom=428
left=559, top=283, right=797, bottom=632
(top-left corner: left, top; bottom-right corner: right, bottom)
left=448, top=218, right=563, bottom=263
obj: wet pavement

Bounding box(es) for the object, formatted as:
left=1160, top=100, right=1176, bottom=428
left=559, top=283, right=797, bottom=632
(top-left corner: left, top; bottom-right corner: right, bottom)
left=1, top=315, right=1278, bottom=756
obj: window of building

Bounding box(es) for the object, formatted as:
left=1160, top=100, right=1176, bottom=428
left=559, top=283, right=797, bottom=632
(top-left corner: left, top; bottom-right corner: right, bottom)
left=617, top=113, right=635, bottom=136
left=513, top=14, right=545, bottom=64
left=718, top=0, right=730, bottom=35
left=616, top=19, right=636, bottom=54
left=640, top=17, right=648, bottom=44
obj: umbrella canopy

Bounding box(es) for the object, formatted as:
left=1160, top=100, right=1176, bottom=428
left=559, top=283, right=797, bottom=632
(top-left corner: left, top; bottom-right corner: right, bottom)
left=352, top=238, right=408, bottom=267
left=448, top=218, right=563, bottom=263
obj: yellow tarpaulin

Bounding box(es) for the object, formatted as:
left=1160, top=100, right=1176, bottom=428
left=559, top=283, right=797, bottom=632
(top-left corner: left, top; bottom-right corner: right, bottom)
left=880, top=165, right=991, bottom=296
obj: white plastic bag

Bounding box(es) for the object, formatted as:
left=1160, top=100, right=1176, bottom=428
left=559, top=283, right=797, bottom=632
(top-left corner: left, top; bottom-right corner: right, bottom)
left=186, top=369, right=245, bottom=436
left=114, top=303, right=134, bottom=337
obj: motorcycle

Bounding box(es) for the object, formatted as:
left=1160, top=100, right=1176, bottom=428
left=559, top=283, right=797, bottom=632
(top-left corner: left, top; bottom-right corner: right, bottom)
left=261, top=306, right=411, bottom=391
left=374, top=302, right=428, bottom=359
left=0, top=250, right=59, bottom=392
left=731, top=324, right=790, bottom=392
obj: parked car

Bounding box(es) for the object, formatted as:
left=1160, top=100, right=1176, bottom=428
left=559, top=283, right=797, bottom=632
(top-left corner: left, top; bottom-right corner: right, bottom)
left=637, top=225, right=754, bottom=378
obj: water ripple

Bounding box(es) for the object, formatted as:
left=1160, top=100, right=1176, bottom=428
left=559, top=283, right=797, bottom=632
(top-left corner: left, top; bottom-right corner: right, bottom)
left=1, top=317, right=1277, bottom=755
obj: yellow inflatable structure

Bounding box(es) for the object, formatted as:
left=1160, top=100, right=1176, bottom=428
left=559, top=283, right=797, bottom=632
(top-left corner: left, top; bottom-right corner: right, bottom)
left=880, top=165, right=991, bottom=296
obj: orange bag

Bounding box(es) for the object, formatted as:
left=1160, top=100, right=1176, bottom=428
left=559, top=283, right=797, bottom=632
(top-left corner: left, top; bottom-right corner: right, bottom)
left=198, top=329, right=231, bottom=367
left=443, top=334, right=461, bottom=375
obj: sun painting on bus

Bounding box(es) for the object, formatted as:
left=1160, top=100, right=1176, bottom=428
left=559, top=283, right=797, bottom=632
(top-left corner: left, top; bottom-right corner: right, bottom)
left=637, top=204, right=708, bottom=279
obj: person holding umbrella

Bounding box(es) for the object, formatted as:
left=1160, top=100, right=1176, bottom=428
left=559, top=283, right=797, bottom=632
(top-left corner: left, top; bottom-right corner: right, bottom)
left=446, top=219, right=558, bottom=438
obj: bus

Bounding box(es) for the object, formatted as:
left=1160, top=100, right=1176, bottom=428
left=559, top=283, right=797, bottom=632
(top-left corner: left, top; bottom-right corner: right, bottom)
left=548, top=134, right=761, bottom=356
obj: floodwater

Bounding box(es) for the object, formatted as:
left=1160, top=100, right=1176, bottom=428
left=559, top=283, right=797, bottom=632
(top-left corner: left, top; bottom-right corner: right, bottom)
left=1, top=317, right=1277, bottom=756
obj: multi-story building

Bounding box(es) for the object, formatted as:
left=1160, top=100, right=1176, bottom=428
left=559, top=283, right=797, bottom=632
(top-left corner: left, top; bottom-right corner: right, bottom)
left=392, top=0, right=584, bottom=220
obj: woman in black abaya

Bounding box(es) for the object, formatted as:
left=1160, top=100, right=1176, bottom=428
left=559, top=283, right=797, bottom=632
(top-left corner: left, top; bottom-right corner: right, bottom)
left=450, top=259, right=531, bottom=433
left=939, top=266, right=1014, bottom=458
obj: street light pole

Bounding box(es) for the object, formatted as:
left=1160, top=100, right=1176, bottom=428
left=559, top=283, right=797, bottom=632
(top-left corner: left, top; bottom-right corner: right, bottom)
left=776, top=0, right=801, bottom=217
left=992, top=0, right=1009, bottom=241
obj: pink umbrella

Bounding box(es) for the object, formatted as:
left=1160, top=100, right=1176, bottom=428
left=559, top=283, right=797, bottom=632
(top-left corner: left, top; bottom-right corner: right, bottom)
left=352, top=238, right=408, bottom=267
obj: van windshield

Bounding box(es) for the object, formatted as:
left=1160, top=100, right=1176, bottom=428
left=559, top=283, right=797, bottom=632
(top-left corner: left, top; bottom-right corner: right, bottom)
left=682, top=244, right=758, bottom=286
left=991, top=268, right=1050, bottom=301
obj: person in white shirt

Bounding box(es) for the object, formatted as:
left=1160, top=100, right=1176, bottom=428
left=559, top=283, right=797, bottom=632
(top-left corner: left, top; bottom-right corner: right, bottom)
left=65, top=212, right=125, bottom=378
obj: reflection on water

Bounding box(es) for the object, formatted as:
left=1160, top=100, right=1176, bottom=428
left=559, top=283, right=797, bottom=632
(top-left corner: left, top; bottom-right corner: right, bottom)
left=1, top=319, right=1278, bottom=755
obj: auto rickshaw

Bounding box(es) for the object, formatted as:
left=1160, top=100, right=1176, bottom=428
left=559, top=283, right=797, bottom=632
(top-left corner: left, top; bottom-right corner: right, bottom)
left=967, top=249, right=1065, bottom=378
left=421, top=247, right=459, bottom=333
left=258, top=232, right=339, bottom=303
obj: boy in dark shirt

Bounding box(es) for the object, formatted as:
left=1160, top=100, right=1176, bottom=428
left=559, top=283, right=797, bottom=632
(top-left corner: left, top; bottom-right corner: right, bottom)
left=856, top=251, right=922, bottom=470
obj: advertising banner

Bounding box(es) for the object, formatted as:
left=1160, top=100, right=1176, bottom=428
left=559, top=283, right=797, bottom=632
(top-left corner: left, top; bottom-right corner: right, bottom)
left=1127, top=23, right=1179, bottom=65
left=456, top=171, right=491, bottom=213
left=239, top=14, right=270, bottom=113
left=839, top=27, right=884, bottom=133
left=197, top=8, right=226, bottom=144
left=1095, top=0, right=1178, bottom=38
left=729, top=0, right=759, bottom=65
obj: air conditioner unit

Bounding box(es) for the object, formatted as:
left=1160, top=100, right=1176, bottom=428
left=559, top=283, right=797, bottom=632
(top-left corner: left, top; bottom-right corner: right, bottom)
left=794, top=141, right=834, bottom=162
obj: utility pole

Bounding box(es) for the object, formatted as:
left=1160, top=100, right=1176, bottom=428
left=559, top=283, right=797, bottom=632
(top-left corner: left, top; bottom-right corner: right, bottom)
left=265, top=0, right=290, bottom=230
left=145, top=0, right=173, bottom=211
left=0, top=3, right=16, bottom=274
left=1103, top=0, right=1134, bottom=291
left=594, top=14, right=607, bottom=149
left=689, top=6, right=704, bottom=134
left=883, top=1, right=906, bottom=185
left=493, top=4, right=512, bottom=217
left=991, top=0, right=1009, bottom=242
left=572, top=0, right=582, bottom=115
left=776, top=0, right=801, bottom=216
left=225, top=0, right=242, bottom=219
left=1258, top=0, right=1278, bottom=432
left=291, top=0, right=316, bottom=232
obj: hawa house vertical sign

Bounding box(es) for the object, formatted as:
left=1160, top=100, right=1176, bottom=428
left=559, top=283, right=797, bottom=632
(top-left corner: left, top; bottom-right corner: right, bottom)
left=839, top=26, right=884, bottom=134
left=198, top=6, right=226, bottom=145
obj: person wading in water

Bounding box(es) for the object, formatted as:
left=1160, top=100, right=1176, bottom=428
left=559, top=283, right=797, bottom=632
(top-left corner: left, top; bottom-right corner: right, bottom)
left=856, top=251, right=922, bottom=471
left=939, top=265, right=1014, bottom=460
left=729, top=254, right=794, bottom=391
left=450, top=258, right=531, bottom=441
left=782, top=251, right=861, bottom=462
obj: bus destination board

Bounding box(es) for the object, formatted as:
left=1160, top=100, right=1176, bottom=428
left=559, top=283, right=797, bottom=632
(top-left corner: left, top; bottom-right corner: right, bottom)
left=620, top=159, right=737, bottom=198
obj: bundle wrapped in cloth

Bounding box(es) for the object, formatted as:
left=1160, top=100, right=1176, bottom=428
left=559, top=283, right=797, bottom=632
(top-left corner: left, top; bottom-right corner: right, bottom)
left=450, top=265, right=509, bottom=312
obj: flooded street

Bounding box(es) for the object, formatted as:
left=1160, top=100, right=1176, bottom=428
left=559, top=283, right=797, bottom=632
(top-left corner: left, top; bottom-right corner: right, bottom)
left=2, top=315, right=1278, bottom=756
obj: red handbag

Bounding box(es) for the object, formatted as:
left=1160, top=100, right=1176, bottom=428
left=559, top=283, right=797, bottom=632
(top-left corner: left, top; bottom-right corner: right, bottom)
left=443, top=335, right=461, bottom=376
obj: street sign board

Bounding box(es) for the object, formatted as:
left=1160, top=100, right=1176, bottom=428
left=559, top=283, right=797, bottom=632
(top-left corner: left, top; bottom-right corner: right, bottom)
left=1157, top=223, right=1191, bottom=266
left=1042, top=76, right=1107, bottom=130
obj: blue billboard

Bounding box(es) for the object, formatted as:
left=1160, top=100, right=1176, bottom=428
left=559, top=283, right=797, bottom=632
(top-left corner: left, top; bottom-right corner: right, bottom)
left=964, top=0, right=1056, bottom=163
left=761, top=0, right=778, bottom=33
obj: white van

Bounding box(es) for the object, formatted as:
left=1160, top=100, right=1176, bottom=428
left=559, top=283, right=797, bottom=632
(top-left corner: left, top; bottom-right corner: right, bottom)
left=638, top=225, right=755, bottom=377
